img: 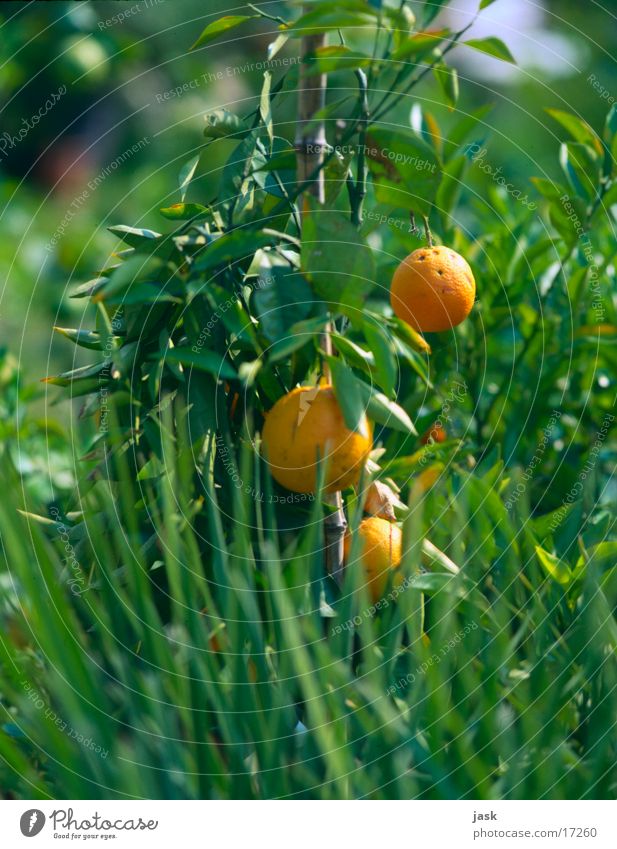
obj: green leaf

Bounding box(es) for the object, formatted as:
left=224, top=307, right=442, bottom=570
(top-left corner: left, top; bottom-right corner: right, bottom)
left=193, top=229, right=281, bottom=272
left=546, top=109, right=603, bottom=155
left=260, top=71, right=273, bottom=145
left=160, top=203, right=209, bottom=221
left=433, top=62, right=459, bottom=109
left=287, top=6, right=378, bottom=37
left=445, top=103, right=494, bottom=161
left=329, top=359, right=369, bottom=436
left=330, top=334, right=375, bottom=371
left=161, top=347, right=237, bottom=380
left=464, top=37, right=516, bottom=64
left=43, top=362, right=109, bottom=388
left=362, top=321, right=397, bottom=398
left=253, top=267, right=314, bottom=343
left=53, top=328, right=104, bottom=350
left=301, top=198, right=375, bottom=310
left=108, top=225, right=161, bottom=248
left=307, top=46, right=372, bottom=74
left=92, top=255, right=168, bottom=303
left=203, top=108, right=250, bottom=140
left=479, top=0, right=498, bottom=8
left=535, top=545, right=573, bottom=587
left=179, top=155, right=200, bottom=202
left=191, top=15, right=255, bottom=50
left=365, top=126, right=441, bottom=216
left=530, top=177, right=568, bottom=202
left=356, top=380, right=416, bottom=434
left=267, top=316, right=328, bottom=362
left=560, top=141, right=601, bottom=201
left=437, top=153, right=467, bottom=225
left=391, top=29, right=450, bottom=62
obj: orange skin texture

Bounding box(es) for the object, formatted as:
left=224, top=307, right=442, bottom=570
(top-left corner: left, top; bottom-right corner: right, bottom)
left=344, top=517, right=403, bottom=603
left=262, top=385, right=372, bottom=494
left=390, top=246, right=475, bottom=332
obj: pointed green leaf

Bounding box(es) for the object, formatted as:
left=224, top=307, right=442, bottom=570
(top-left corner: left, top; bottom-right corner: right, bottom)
left=464, top=37, right=516, bottom=64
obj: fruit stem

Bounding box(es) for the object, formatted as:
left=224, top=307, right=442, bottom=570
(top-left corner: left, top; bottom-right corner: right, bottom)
left=423, top=215, right=433, bottom=247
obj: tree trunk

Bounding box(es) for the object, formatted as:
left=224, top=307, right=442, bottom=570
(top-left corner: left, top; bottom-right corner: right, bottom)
left=295, top=22, right=347, bottom=583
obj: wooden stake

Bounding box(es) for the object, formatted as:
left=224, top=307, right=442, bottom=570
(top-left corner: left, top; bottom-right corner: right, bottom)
left=296, top=17, right=347, bottom=583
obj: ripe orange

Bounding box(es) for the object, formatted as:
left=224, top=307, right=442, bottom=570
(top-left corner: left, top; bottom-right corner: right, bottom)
left=421, top=422, right=447, bottom=445
left=390, top=246, right=475, bottom=332
left=262, top=385, right=372, bottom=493
left=343, top=516, right=403, bottom=603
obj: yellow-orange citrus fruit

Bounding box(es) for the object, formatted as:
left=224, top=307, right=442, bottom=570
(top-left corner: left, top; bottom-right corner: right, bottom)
left=262, top=385, right=372, bottom=494
left=390, top=246, right=475, bottom=332
left=344, top=517, right=403, bottom=603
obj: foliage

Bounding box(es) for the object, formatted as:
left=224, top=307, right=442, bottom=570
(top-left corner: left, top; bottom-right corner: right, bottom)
left=0, top=0, right=616, bottom=800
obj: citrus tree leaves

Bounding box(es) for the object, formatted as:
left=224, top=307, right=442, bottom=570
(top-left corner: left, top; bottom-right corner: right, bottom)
left=253, top=267, right=314, bottom=343
left=301, top=198, right=375, bottom=312
left=365, top=126, right=442, bottom=216
left=161, top=347, right=237, bottom=380
left=191, top=15, right=256, bottom=50
left=203, top=109, right=250, bottom=140
left=286, top=4, right=379, bottom=37
left=463, top=37, right=516, bottom=64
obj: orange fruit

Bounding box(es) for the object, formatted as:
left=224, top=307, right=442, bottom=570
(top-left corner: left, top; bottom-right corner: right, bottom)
left=421, top=422, right=447, bottom=445
left=344, top=516, right=403, bottom=603
left=262, top=385, right=371, bottom=494
left=390, top=246, right=475, bottom=332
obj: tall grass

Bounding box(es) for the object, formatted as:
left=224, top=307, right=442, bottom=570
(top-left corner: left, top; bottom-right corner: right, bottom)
left=0, top=402, right=615, bottom=799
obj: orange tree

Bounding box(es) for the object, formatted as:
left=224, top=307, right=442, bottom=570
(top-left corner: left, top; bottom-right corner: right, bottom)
left=47, top=2, right=615, bottom=582
left=46, top=2, right=510, bottom=579
left=11, top=0, right=613, bottom=799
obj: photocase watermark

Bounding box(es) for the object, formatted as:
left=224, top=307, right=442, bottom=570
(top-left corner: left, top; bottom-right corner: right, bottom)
left=46, top=137, right=151, bottom=251
left=386, top=620, right=478, bottom=695
left=587, top=73, right=616, bottom=106
left=548, top=411, right=614, bottom=532
left=49, top=808, right=157, bottom=834
left=465, top=143, right=537, bottom=210
left=0, top=84, right=67, bottom=160
left=20, top=810, right=45, bottom=837
left=331, top=573, right=415, bottom=635
left=49, top=506, right=87, bottom=595
left=98, top=0, right=165, bottom=30
left=155, top=56, right=300, bottom=103
left=560, top=193, right=605, bottom=323
left=505, top=409, right=562, bottom=510
left=21, top=680, right=109, bottom=759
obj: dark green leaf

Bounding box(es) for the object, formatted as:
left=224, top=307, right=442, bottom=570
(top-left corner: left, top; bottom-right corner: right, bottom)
left=161, top=347, right=237, bottom=380
left=329, top=359, right=369, bottom=435
left=253, top=267, right=313, bottom=343
left=301, top=198, right=375, bottom=310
